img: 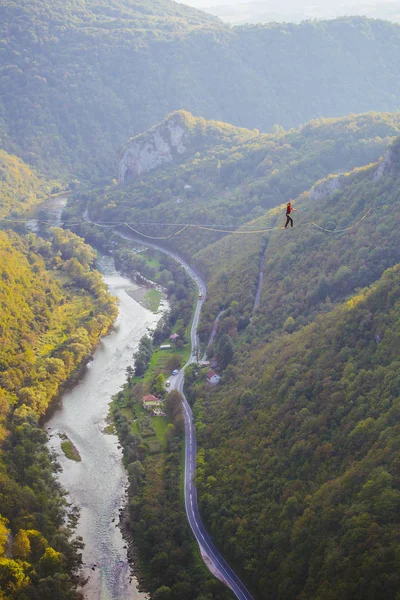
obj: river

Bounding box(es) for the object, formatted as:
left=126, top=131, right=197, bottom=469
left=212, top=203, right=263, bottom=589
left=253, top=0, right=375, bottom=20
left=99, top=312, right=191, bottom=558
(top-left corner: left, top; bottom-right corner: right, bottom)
left=41, top=199, right=160, bottom=599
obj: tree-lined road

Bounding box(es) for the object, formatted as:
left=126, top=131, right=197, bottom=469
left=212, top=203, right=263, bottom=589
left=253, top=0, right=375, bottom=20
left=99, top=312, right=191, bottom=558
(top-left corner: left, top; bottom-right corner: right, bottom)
left=118, top=229, right=253, bottom=600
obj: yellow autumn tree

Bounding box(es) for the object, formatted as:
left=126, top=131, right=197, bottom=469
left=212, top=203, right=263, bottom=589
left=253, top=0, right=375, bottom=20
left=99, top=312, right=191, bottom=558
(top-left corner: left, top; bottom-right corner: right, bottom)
left=0, top=518, right=9, bottom=557
left=12, top=530, right=31, bottom=560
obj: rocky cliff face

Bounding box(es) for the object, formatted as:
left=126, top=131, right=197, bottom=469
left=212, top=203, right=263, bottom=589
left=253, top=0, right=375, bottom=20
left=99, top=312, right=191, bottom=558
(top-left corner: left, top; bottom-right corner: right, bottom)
left=310, top=174, right=346, bottom=201
left=372, top=145, right=398, bottom=181
left=118, top=114, right=188, bottom=184
left=310, top=141, right=400, bottom=200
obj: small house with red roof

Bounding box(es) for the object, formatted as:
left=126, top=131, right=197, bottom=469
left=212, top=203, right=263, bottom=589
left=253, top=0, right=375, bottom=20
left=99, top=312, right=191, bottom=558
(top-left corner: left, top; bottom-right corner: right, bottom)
left=207, top=371, right=221, bottom=385
left=142, top=394, right=162, bottom=410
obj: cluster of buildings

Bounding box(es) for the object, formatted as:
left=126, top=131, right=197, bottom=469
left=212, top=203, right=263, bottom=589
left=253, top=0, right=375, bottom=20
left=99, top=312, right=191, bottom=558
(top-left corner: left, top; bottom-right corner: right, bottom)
left=142, top=353, right=220, bottom=421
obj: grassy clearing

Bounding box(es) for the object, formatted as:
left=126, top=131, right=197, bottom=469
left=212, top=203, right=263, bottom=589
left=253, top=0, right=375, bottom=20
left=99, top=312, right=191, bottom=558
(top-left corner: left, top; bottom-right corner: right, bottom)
left=153, top=416, right=168, bottom=441
left=129, top=402, right=167, bottom=442
left=148, top=350, right=169, bottom=375
left=143, top=288, right=162, bottom=312
left=143, top=253, right=161, bottom=270
left=144, top=345, right=190, bottom=380
left=135, top=402, right=150, bottom=418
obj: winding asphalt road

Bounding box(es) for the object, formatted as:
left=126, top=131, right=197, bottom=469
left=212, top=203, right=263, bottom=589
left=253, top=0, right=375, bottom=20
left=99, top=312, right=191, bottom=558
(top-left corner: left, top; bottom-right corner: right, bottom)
left=117, top=229, right=254, bottom=600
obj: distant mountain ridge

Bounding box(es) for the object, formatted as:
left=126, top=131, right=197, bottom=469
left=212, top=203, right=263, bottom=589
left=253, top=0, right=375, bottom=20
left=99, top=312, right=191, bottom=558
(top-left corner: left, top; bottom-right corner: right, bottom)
left=205, top=0, right=400, bottom=25
left=3, top=1, right=400, bottom=177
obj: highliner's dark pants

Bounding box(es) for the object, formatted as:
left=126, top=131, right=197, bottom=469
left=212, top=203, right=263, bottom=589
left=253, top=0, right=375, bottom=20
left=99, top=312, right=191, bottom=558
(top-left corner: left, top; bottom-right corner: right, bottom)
left=285, top=215, right=293, bottom=227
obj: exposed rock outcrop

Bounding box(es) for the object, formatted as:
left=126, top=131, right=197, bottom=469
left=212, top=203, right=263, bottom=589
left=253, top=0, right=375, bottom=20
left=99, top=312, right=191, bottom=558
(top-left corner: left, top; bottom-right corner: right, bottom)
left=118, top=110, right=257, bottom=185
left=373, top=137, right=400, bottom=181
left=373, top=147, right=395, bottom=182
left=118, top=112, right=189, bottom=184
left=310, top=141, right=400, bottom=200
left=310, top=174, right=346, bottom=201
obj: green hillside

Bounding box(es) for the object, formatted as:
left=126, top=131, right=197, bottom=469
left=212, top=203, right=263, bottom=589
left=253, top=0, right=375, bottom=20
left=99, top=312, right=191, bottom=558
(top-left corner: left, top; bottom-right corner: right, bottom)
left=68, top=110, right=400, bottom=598
left=4, top=2, right=400, bottom=595
left=192, top=263, right=400, bottom=599
left=198, top=135, right=400, bottom=342
left=177, top=136, right=400, bottom=599
left=0, top=150, right=59, bottom=218
left=3, top=1, right=400, bottom=177
left=178, top=130, right=400, bottom=340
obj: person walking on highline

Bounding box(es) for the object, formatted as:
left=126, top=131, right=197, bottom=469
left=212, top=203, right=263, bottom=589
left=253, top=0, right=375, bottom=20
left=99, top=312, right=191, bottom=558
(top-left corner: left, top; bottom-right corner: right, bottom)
left=284, top=200, right=298, bottom=228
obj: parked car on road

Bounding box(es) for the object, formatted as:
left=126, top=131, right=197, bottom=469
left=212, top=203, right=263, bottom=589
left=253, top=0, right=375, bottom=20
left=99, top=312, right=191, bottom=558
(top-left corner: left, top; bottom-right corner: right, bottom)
left=172, top=369, right=179, bottom=375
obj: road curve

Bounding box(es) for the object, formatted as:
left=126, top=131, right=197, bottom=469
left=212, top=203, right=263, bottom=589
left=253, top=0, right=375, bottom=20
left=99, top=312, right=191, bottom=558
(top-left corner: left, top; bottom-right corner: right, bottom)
left=117, top=229, right=254, bottom=600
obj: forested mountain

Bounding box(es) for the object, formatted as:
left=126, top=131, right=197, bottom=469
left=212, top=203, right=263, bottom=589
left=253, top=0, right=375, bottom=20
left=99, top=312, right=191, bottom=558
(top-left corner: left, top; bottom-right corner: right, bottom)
left=192, top=263, right=400, bottom=599
left=0, top=154, right=118, bottom=599
left=196, top=135, right=400, bottom=338
left=207, top=0, right=400, bottom=26
left=0, top=227, right=117, bottom=599
left=3, top=0, right=400, bottom=177
left=178, top=136, right=400, bottom=598
left=118, top=109, right=258, bottom=184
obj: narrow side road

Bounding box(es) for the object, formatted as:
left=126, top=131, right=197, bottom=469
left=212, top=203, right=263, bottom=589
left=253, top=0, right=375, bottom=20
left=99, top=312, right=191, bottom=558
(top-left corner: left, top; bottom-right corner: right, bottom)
left=202, top=309, right=224, bottom=362
left=117, top=229, right=254, bottom=600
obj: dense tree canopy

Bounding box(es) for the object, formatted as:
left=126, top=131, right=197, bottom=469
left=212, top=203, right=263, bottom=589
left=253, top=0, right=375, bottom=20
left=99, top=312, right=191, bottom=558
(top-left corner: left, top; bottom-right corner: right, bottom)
left=0, top=150, right=59, bottom=218
left=0, top=152, right=117, bottom=598
left=0, top=225, right=117, bottom=599
left=4, top=2, right=400, bottom=595
left=190, top=264, right=400, bottom=599
left=172, top=134, right=400, bottom=598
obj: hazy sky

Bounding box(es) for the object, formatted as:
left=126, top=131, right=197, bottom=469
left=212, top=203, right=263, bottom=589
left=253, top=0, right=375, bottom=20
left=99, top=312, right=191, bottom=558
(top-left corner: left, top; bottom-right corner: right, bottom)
left=178, top=0, right=396, bottom=8
left=176, top=0, right=400, bottom=25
